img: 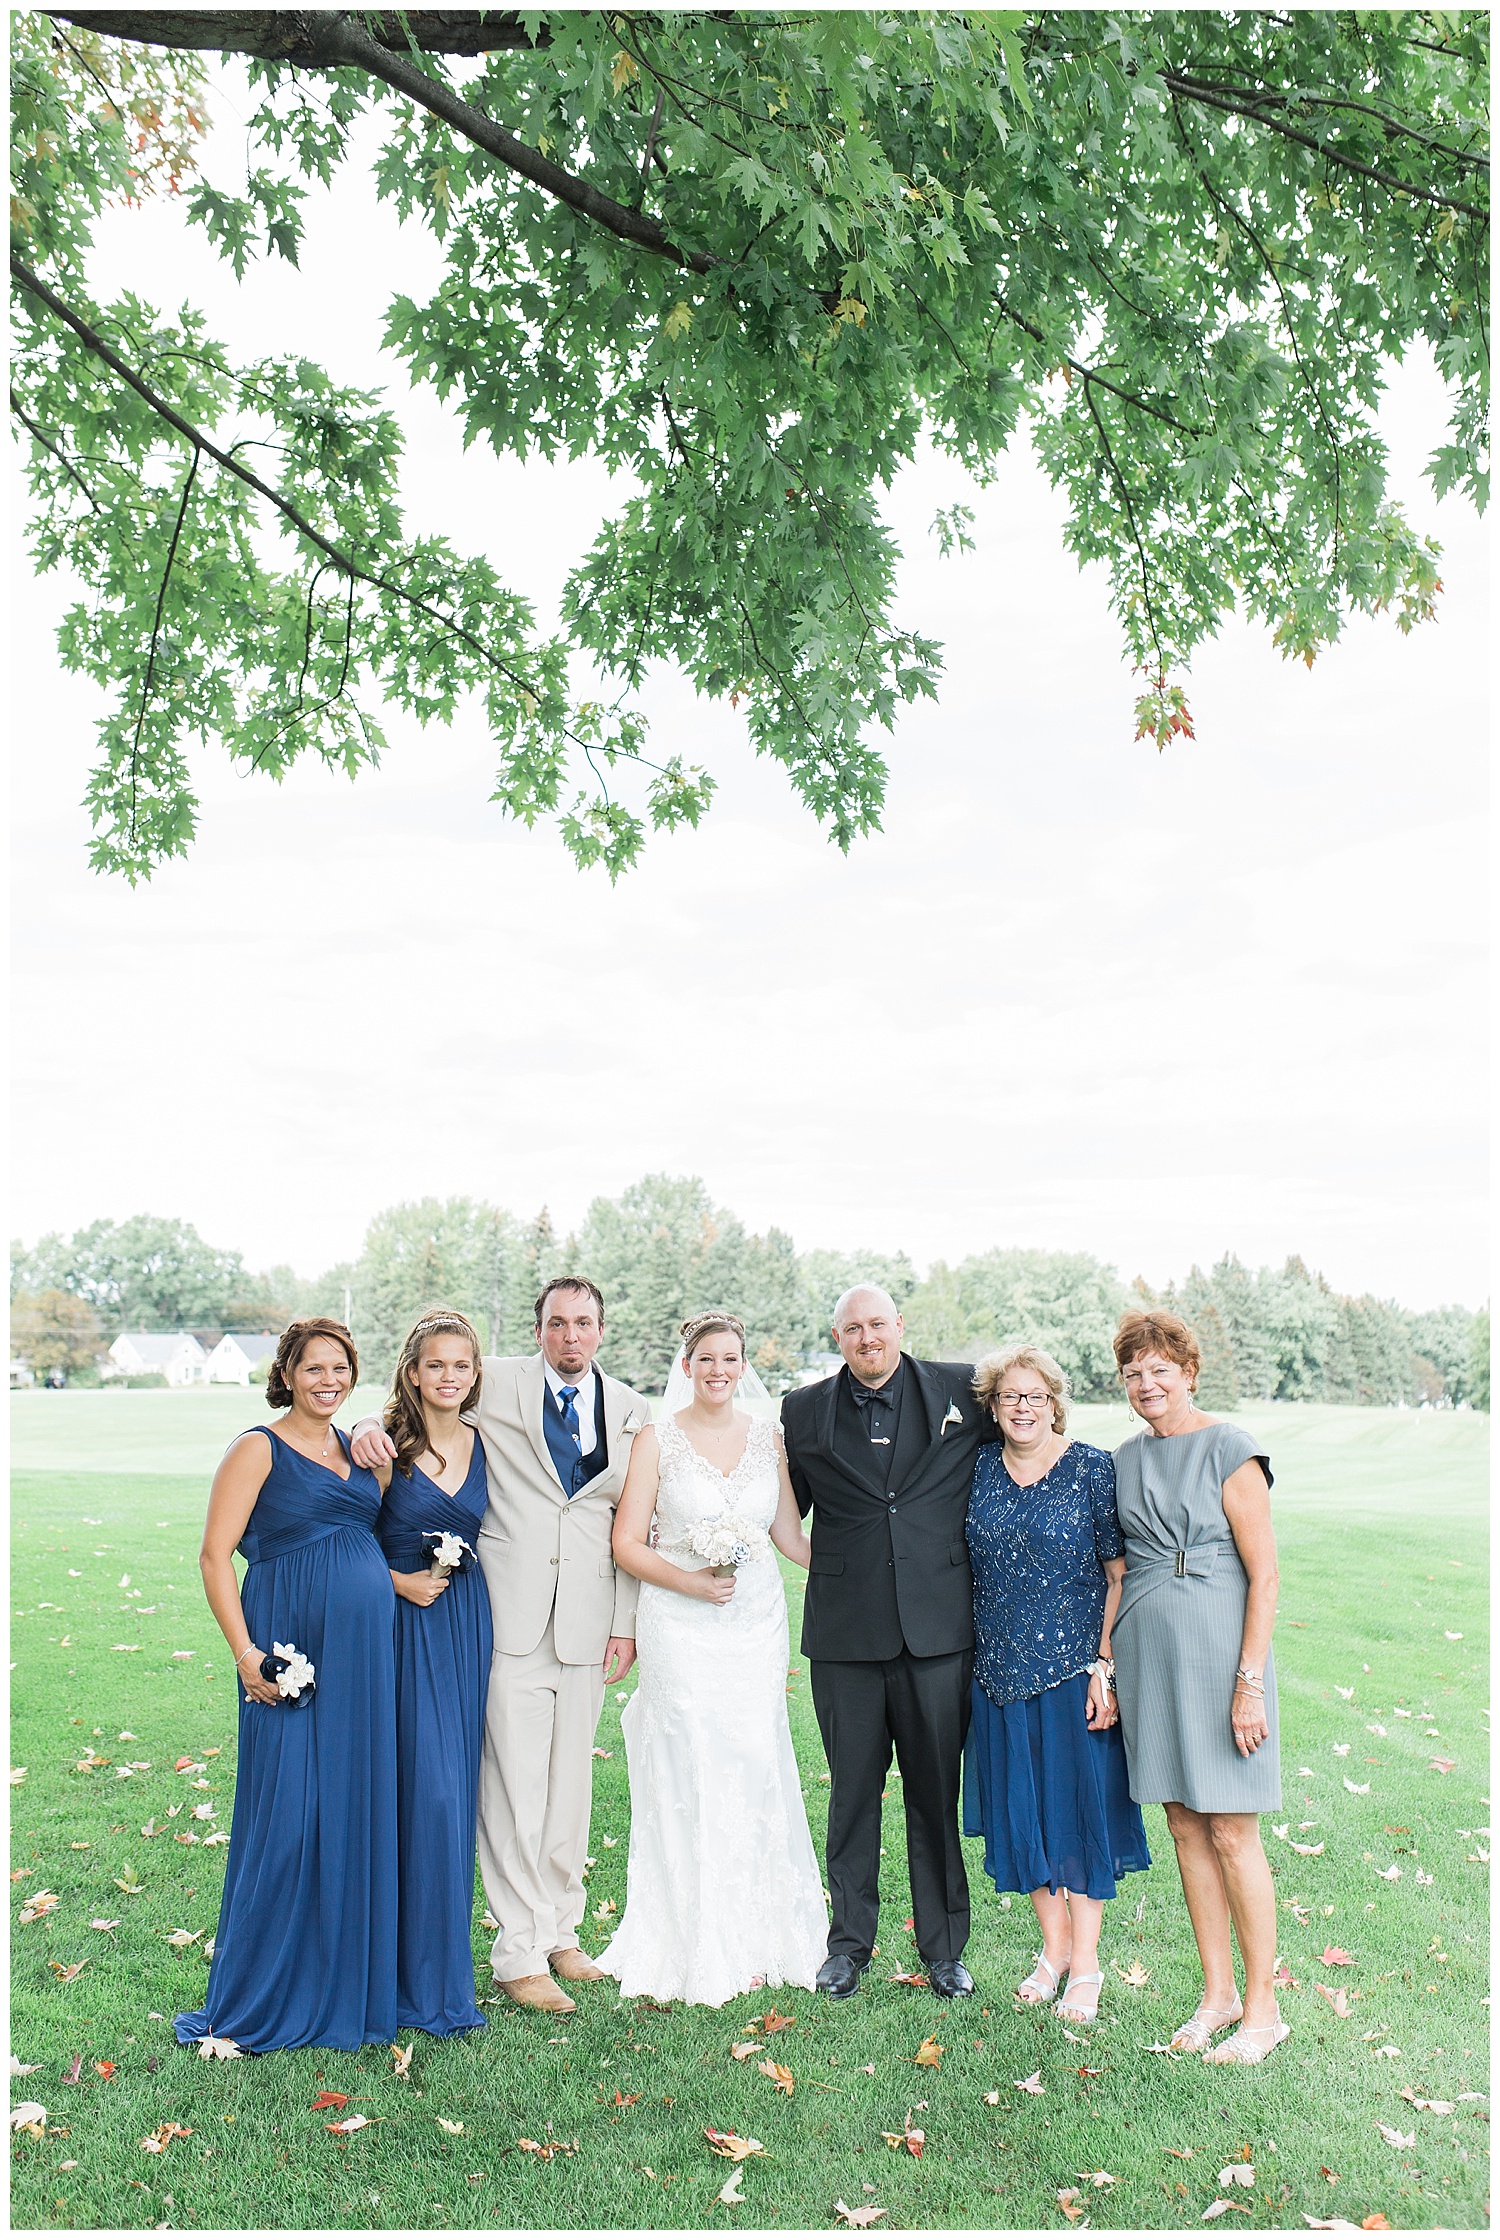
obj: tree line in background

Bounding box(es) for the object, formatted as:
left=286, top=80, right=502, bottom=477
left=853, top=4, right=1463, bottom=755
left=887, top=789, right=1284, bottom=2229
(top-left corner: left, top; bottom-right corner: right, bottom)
left=10, top=1176, right=1488, bottom=1412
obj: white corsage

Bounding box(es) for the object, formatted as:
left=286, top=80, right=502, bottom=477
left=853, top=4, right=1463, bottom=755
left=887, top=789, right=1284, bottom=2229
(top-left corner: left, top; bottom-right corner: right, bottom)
left=261, top=1641, right=316, bottom=1702
left=940, top=1402, right=964, bottom=1436
left=686, top=1514, right=772, bottom=1577
left=423, top=1529, right=477, bottom=1577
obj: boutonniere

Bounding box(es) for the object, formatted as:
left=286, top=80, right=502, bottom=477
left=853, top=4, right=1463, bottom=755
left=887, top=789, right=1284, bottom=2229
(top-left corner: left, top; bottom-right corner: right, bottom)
left=940, top=1402, right=964, bottom=1437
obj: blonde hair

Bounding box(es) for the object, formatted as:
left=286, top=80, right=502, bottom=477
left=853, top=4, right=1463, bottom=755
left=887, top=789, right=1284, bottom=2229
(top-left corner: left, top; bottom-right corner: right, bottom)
left=972, top=1343, right=1069, bottom=1433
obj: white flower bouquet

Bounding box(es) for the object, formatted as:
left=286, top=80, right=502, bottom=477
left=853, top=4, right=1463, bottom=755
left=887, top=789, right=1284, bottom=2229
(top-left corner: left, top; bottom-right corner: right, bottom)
left=260, top=1641, right=316, bottom=1703
left=422, top=1529, right=477, bottom=1577
left=685, top=1515, right=771, bottom=1578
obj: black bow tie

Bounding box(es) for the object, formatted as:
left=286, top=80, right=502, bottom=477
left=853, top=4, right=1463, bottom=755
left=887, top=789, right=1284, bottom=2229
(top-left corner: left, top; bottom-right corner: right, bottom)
left=851, top=1379, right=896, bottom=1410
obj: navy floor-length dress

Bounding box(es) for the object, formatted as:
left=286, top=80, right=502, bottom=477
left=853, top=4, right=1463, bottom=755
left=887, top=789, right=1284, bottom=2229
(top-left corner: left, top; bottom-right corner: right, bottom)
left=176, top=1428, right=398, bottom=2052
left=963, top=1441, right=1150, bottom=1902
left=376, top=1438, right=492, bottom=2035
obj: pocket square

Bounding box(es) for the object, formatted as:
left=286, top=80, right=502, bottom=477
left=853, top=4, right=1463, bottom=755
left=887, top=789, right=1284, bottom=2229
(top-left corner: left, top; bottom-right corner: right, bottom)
left=940, top=1402, right=964, bottom=1436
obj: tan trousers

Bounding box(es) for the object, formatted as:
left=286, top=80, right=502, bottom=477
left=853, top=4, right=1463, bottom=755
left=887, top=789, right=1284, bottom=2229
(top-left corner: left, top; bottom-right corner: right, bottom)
left=477, top=1614, right=606, bottom=1984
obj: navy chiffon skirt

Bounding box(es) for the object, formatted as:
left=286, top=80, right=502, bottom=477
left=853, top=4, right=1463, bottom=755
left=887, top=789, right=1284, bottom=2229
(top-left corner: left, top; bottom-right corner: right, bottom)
left=963, top=1672, right=1150, bottom=1901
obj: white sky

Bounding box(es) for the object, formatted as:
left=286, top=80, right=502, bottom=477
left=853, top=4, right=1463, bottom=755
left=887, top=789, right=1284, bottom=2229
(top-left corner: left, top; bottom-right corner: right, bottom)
left=8, top=61, right=1489, bottom=1310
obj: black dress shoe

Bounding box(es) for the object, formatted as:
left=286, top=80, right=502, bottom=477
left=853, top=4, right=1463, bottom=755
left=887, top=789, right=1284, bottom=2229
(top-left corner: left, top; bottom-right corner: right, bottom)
left=928, top=1960, right=975, bottom=2000
left=816, top=1954, right=868, bottom=2000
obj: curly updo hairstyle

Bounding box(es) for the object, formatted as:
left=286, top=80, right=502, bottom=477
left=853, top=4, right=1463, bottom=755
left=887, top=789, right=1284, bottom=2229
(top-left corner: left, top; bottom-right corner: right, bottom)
left=679, top=1310, right=748, bottom=1364
left=265, top=1317, right=359, bottom=1410
left=383, top=1309, right=484, bottom=1479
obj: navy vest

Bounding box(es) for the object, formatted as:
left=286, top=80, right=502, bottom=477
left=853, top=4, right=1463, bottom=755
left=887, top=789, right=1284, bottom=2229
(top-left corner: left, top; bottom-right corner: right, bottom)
left=542, top=1374, right=609, bottom=1497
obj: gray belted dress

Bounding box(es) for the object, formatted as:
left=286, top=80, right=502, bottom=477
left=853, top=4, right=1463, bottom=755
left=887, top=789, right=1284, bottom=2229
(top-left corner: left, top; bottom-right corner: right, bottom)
left=1111, top=1422, right=1280, bottom=1814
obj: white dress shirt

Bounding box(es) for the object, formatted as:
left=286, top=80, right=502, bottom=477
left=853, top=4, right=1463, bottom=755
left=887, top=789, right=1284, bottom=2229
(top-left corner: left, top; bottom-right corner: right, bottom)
left=543, top=1360, right=599, bottom=1457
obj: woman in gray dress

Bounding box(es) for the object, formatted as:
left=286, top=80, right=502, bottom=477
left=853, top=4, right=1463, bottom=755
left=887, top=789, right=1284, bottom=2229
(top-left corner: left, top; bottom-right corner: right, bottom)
left=1110, top=1309, right=1286, bottom=2067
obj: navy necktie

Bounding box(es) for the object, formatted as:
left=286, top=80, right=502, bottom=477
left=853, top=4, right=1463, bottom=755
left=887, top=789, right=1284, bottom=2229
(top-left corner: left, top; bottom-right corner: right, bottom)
left=556, top=1384, right=581, bottom=1448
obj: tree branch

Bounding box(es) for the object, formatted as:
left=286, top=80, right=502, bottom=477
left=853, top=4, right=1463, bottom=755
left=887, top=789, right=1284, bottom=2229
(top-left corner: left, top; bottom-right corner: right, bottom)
left=1081, top=376, right=1165, bottom=676
left=1164, top=71, right=1488, bottom=173
left=9, top=386, right=104, bottom=511
left=994, top=299, right=1205, bottom=436
left=50, top=6, right=725, bottom=279
left=12, top=249, right=546, bottom=699
left=131, top=441, right=200, bottom=840
left=1160, top=68, right=1489, bottom=220
left=45, top=10, right=549, bottom=60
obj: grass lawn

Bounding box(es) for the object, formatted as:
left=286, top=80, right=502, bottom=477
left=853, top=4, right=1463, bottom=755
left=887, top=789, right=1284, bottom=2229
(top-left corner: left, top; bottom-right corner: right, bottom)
left=9, top=1395, right=1489, bottom=2231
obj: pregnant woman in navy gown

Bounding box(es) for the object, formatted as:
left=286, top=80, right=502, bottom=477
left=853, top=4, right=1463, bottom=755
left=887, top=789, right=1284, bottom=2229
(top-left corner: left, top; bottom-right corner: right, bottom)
left=177, top=1319, right=398, bottom=2053
left=373, top=1311, right=493, bottom=2036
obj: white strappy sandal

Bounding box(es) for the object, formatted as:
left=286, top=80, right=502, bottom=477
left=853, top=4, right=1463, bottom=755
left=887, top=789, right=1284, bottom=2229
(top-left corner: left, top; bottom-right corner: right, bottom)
left=1168, top=1999, right=1243, bottom=2054
left=1203, top=2013, right=1290, bottom=2065
left=1017, top=1951, right=1069, bottom=2005
left=1057, top=1969, right=1103, bottom=2025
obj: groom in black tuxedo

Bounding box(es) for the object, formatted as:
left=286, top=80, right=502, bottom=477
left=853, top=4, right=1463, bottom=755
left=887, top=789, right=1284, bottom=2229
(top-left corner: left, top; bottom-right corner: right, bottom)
left=781, top=1287, right=996, bottom=2000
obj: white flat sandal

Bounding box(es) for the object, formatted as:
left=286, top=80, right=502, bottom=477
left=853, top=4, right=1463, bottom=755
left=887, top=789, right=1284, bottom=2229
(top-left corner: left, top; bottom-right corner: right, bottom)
left=1056, top=1969, right=1103, bottom=2025
left=1168, top=1999, right=1243, bottom=2054
left=1203, top=2014, right=1290, bottom=2066
left=1017, top=1951, right=1068, bottom=2005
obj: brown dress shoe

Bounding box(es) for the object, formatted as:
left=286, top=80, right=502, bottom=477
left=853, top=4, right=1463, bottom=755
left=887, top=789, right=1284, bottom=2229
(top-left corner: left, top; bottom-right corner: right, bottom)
left=497, top=1972, right=575, bottom=2014
left=550, top=1947, right=607, bottom=1984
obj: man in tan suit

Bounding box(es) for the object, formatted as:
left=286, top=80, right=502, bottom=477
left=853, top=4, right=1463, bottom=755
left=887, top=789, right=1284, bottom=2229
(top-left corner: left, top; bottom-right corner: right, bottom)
left=352, top=1277, right=651, bottom=2014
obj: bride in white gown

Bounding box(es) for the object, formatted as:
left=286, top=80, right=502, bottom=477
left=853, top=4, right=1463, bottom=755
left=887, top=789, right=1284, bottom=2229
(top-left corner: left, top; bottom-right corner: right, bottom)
left=601, top=1312, right=828, bottom=2006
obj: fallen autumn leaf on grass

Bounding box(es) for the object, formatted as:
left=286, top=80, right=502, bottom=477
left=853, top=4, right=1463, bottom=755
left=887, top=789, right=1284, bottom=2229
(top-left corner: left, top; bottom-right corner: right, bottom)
left=716, top=2167, right=746, bottom=2206
left=751, top=2009, right=796, bottom=2034
left=913, top=2035, right=943, bottom=2067
left=140, top=2123, right=192, bottom=2153
left=10, top=2104, right=46, bottom=2134
left=880, top=2119, right=924, bottom=2159
left=833, top=2199, right=886, bottom=2227
left=1399, top=2089, right=1455, bottom=2113
left=391, top=2043, right=413, bottom=2077
left=196, top=2037, right=240, bottom=2061
left=704, top=2130, right=765, bottom=2161
left=757, top=2059, right=794, bottom=2095
left=1375, top=2124, right=1415, bottom=2149
left=1113, top=1959, right=1151, bottom=1986
left=326, top=2114, right=374, bottom=2136
left=517, top=2136, right=576, bottom=2159
left=1321, top=1947, right=1355, bottom=1966
left=1014, top=2070, right=1045, bottom=2094
left=309, top=2093, right=349, bottom=2112
left=1056, top=2187, right=1089, bottom=2224
left=730, top=2042, right=761, bottom=2061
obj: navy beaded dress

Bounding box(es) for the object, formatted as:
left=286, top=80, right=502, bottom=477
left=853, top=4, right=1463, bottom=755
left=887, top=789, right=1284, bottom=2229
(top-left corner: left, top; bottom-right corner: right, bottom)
left=963, top=1442, right=1150, bottom=1901
left=175, top=1427, right=398, bottom=2052
left=376, top=1437, right=492, bottom=2035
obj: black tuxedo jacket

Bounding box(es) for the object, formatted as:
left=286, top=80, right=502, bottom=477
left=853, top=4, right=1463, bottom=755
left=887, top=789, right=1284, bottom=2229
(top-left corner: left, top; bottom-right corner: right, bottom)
left=780, top=1355, right=995, bottom=1662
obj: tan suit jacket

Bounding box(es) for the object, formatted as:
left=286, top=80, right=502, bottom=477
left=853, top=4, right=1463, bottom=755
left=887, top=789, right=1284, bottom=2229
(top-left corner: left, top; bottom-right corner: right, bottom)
left=472, top=1353, right=650, bottom=1665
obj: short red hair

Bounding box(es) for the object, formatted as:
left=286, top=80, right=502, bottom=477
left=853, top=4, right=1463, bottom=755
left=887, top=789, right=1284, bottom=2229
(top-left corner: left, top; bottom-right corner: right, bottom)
left=1112, top=1308, right=1202, bottom=1388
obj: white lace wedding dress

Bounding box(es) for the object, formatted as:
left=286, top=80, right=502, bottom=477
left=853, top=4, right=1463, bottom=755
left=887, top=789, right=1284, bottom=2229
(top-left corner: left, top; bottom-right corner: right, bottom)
left=598, top=1412, right=828, bottom=2006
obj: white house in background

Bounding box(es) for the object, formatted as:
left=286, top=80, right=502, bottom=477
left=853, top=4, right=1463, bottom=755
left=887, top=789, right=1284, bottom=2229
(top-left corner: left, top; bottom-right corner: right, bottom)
left=108, top=1332, right=208, bottom=1387
left=206, top=1332, right=280, bottom=1386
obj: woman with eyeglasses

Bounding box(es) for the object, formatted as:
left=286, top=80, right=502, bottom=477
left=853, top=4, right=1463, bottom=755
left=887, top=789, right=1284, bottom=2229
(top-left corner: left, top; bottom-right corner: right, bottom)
left=962, top=1345, right=1149, bottom=2026
left=1109, top=1309, right=1284, bottom=2067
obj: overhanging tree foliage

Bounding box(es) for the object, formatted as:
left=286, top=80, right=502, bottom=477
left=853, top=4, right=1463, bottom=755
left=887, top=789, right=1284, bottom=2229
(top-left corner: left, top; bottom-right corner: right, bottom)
left=10, top=8, right=1488, bottom=878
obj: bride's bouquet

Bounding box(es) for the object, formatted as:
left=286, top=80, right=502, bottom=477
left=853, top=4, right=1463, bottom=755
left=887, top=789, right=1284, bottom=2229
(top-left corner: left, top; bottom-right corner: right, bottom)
left=686, top=1514, right=772, bottom=1579
left=423, top=1529, right=477, bottom=1578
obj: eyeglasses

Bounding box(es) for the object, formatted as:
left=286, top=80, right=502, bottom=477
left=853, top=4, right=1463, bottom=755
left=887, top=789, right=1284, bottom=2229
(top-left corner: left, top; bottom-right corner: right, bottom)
left=997, top=1390, right=1052, bottom=1408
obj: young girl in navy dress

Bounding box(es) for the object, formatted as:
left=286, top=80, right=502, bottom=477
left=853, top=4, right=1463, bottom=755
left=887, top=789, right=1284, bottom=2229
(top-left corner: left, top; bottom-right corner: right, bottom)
left=178, top=1319, right=398, bottom=2052
left=372, top=1310, right=493, bottom=2035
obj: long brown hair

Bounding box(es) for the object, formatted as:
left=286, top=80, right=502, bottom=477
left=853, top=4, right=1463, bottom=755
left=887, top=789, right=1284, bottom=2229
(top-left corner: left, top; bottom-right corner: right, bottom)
left=383, top=1310, right=483, bottom=1478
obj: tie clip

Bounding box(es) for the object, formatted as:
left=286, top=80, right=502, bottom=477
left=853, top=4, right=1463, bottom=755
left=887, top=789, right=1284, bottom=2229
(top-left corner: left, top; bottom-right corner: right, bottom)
left=870, top=1436, right=891, bottom=1445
